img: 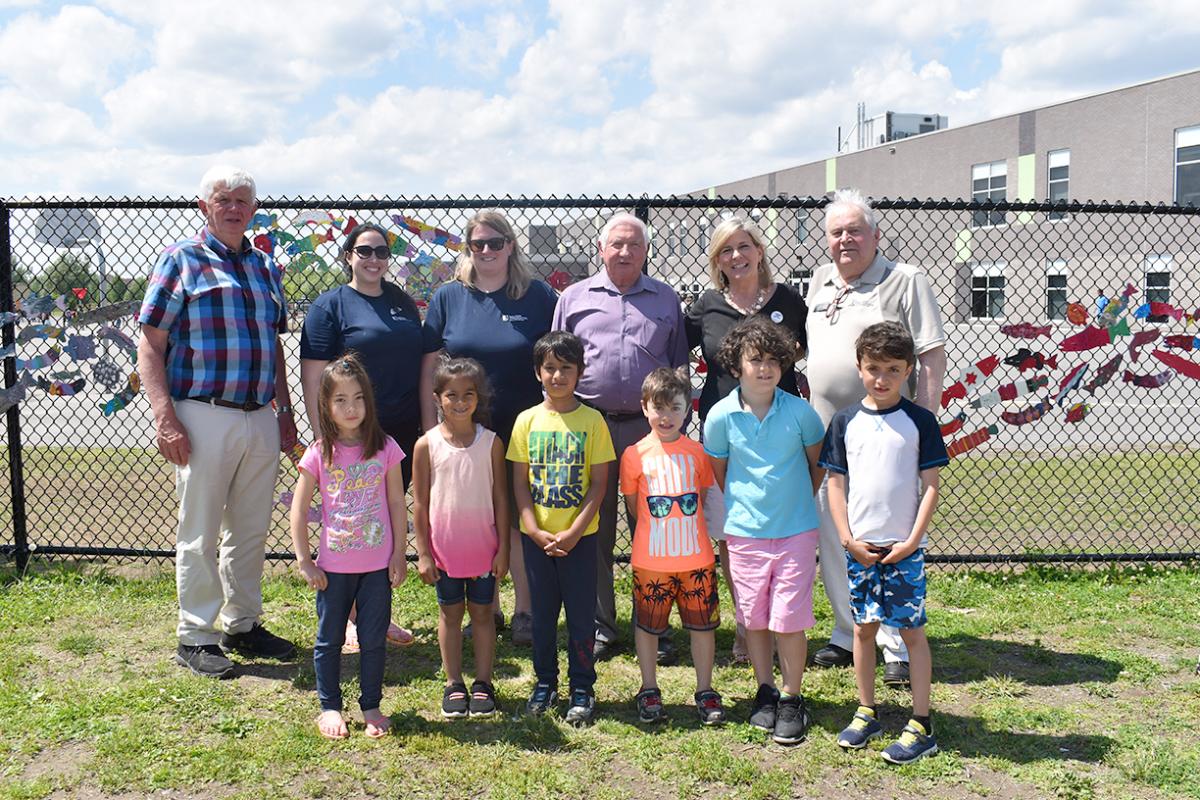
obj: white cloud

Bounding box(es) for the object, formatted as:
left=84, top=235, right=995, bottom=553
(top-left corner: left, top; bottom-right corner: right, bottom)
left=439, top=11, right=534, bottom=76
left=0, top=88, right=108, bottom=150
left=0, top=5, right=140, bottom=98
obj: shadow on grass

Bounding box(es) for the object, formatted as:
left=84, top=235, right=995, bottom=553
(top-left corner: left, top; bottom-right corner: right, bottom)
left=386, top=706, right=573, bottom=751
left=933, top=632, right=1123, bottom=685
left=805, top=697, right=1113, bottom=764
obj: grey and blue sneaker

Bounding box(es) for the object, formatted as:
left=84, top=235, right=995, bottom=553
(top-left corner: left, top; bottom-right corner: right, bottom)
left=564, top=688, right=596, bottom=726
left=881, top=720, right=939, bottom=765
left=526, top=683, right=558, bottom=716
left=837, top=707, right=883, bottom=749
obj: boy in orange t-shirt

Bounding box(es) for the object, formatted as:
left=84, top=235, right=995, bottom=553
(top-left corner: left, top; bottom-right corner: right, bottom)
left=620, top=367, right=723, bottom=726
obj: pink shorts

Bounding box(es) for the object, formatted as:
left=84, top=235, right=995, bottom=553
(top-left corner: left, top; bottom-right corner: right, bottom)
left=726, top=529, right=818, bottom=634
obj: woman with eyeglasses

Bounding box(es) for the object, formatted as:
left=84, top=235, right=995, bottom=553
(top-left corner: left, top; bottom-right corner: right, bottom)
left=419, top=210, right=558, bottom=646
left=684, top=216, right=808, bottom=663
left=300, top=221, right=425, bottom=650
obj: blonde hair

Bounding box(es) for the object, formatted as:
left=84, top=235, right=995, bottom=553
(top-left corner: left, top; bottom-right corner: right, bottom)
left=453, top=210, right=534, bottom=299
left=706, top=216, right=772, bottom=290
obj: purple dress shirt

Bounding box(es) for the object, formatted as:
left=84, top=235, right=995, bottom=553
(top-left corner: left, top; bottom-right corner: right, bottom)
left=552, top=270, right=689, bottom=414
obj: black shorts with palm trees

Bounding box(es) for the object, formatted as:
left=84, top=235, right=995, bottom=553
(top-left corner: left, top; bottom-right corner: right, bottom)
left=631, top=565, right=720, bottom=635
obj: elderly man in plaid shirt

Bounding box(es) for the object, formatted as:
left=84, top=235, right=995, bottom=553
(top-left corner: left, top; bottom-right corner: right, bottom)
left=138, top=165, right=299, bottom=679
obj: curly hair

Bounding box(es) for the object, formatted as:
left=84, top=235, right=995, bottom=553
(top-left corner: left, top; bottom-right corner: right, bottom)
left=432, top=356, right=493, bottom=427
left=716, top=316, right=797, bottom=378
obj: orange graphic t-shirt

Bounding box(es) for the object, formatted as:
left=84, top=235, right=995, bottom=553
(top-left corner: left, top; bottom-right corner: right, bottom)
left=620, top=433, right=715, bottom=571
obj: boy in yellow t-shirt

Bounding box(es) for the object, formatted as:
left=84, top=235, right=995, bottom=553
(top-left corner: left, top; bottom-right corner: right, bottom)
left=620, top=367, right=723, bottom=726
left=508, top=331, right=615, bottom=726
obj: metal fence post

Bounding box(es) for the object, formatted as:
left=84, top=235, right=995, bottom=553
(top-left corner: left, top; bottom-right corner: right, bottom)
left=0, top=202, right=29, bottom=572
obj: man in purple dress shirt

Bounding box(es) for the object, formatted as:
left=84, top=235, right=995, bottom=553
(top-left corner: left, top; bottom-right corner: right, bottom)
left=552, top=212, right=689, bottom=662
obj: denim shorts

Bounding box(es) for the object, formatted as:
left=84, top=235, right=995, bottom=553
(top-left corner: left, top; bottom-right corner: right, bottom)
left=434, top=570, right=496, bottom=606
left=845, top=547, right=927, bottom=629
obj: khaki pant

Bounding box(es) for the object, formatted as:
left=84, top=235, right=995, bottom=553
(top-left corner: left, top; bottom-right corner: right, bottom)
left=174, top=400, right=280, bottom=646
left=816, top=476, right=908, bottom=663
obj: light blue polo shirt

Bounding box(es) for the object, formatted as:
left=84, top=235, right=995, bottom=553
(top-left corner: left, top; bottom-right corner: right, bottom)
left=703, top=387, right=826, bottom=538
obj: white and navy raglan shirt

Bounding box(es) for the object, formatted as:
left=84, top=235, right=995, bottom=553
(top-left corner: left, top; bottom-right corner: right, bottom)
left=818, top=397, right=950, bottom=548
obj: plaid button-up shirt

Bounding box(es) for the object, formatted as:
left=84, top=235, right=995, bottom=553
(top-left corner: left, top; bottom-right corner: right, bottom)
left=139, top=227, right=287, bottom=405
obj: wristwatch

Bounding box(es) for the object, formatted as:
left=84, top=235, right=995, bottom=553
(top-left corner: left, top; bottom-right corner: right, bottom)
left=276, top=403, right=293, bottom=416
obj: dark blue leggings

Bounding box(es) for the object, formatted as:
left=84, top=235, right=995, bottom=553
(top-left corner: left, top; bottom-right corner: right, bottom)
left=522, top=534, right=598, bottom=692
left=314, top=569, right=391, bottom=711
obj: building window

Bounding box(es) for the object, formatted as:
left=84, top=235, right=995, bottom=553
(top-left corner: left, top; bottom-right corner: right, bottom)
left=970, top=261, right=1005, bottom=319
left=528, top=224, right=558, bottom=256
left=1145, top=255, right=1172, bottom=323
left=971, top=161, right=1007, bottom=227
left=1176, top=126, right=1200, bottom=206
left=1046, top=260, right=1068, bottom=320
left=1047, top=150, right=1070, bottom=221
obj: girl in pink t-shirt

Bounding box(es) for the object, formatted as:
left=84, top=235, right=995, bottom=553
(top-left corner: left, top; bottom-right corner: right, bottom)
left=290, top=354, right=407, bottom=741
left=412, top=357, right=509, bottom=719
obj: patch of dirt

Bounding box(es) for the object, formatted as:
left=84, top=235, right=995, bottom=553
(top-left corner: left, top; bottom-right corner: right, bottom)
left=22, top=741, right=93, bottom=782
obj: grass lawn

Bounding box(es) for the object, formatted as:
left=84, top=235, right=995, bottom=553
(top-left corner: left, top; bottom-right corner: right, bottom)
left=7, top=446, right=1200, bottom=559
left=2, top=562, right=1199, bottom=799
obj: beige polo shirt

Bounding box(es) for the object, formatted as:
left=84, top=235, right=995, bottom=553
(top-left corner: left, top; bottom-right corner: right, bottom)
left=805, top=253, right=945, bottom=426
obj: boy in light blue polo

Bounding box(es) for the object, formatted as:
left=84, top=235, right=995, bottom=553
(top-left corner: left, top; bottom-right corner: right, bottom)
left=703, top=317, right=825, bottom=746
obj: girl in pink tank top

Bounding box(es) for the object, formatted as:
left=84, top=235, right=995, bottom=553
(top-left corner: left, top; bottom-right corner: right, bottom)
left=412, top=358, right=510, bottom=717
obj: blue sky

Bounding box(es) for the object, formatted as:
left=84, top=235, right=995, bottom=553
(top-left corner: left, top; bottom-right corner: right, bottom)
left=1, top=0, right=1197, bottom=199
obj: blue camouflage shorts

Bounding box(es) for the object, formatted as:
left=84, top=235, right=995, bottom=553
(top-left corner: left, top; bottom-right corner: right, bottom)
left=845, top=547, right=927, bottom=629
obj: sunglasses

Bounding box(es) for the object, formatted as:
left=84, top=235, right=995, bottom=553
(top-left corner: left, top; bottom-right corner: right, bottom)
left=467, top=237, right=509, bottom=253
left=646, top=493, right=699, bottom=518
left=351, top=245, right=390, bottom=260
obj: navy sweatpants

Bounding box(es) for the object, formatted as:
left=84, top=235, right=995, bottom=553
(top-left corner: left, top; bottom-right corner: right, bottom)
left=522, top=533, right=598, bottom=692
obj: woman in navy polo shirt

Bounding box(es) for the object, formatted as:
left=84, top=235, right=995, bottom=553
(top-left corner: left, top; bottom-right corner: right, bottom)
left=419, top=210, right=557, bottom=645
left=300, top=221, right=424, bottom=649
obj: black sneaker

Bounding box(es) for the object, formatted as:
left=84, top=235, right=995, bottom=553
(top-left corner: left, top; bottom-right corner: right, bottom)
left=883, top=661, right=911, bottom=688
left=175, top=643, right=235, bottom=679
left=469, top=680, right=497, bottom=717
left=748, top=683, right=780, bottom=731
left=635, top=687, right=667, bottom=724
left=442, top=682, right=469, bottom=719
left=811, top=643, right=853, bottom=668
left=564, top=688, right=596, bottom=727
left=219, top=623, right=296, bottom=660
left=772, top=694, right=810, bottom=745
left=526, top=683, right=558, bottom=716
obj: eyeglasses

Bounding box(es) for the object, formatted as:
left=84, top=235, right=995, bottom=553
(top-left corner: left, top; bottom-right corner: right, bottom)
left=467, top=237, right=509, bottom=253
left=646, top=493, right=699, bottom=518
left=825, top=284, right=853, bottom=320
left=351, top=245, right=390, bottom=260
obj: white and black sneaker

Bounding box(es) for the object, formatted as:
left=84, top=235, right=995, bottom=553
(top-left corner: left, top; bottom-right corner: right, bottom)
left=564, top=688, right=595, bottom=727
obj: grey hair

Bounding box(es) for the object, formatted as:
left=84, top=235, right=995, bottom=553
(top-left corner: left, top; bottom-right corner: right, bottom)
left=199, top=165, right=257, bottom=203
left=826, top=188, right=877, bottom=232
left=598, top=212, right=649, bottom=247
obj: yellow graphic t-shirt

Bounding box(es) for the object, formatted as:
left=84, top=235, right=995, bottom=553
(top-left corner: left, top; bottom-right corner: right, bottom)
left=507, top=403, right=616, bottom=536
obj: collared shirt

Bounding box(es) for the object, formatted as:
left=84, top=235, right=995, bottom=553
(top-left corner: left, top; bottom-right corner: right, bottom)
left=552, top=270, right=689, bottom=414
left=702, top=387, right=825, bottom=539
left=805, top=252, right=945, bottom=426
left=139, top=227, right=286, bottom=405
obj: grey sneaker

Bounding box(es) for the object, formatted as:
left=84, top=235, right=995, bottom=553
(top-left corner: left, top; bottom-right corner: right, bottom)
left=510, top=612, right=533, bottom=646
left=564, top=688, right=595, bottom=727
left=837, top=708, right=883, bottom=749
left=526, top=683, right=558, bottom=716
left=175, top=643, right=235, bottom=679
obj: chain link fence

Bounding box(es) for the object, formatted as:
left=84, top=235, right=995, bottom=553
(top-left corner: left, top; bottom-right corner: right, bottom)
left=2, top=196, right=1198, bottom=568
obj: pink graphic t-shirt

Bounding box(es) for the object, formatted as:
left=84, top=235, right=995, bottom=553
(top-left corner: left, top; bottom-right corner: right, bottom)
left=298, top=436, right=405, bottom=573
